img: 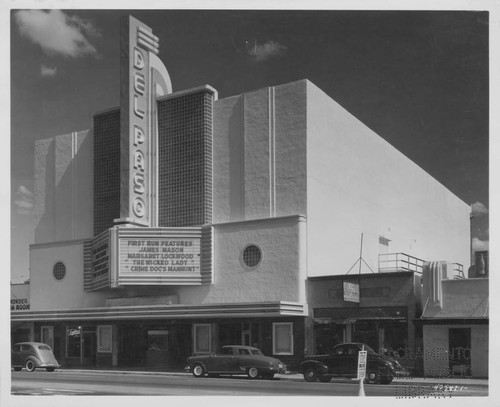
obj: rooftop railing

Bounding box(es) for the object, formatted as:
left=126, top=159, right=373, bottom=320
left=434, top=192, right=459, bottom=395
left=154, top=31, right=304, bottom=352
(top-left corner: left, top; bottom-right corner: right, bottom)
left=378, top=253, right=425, bottom=274
left=378, top=253, right=464, bottom=278
left=451, top=263, right=465, bottom=279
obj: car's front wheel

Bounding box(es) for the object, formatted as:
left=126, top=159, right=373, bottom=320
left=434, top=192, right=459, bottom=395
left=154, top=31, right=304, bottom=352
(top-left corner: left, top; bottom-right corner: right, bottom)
left=25, top=359, right=36, bottom=372
left=365, top=370, right=379, bottom=384
left=192, top=363, right=206, bottom=378
left=303, top=367, right=318, bottom=382
left=247, top=367, right=260, bottom=379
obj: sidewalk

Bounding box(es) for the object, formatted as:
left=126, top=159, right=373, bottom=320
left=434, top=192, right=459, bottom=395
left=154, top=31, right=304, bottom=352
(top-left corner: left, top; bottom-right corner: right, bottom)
left=58, top=367, right=488, bottom=388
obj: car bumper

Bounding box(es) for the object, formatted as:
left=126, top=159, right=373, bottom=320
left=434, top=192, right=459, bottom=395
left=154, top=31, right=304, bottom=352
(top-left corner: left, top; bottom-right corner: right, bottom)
left=272, top=363, right=286, bottom=374
left=39, top=363, right=60, bottom=368
left=394, top=369, right=410, bottom=377
left=185, top=364, right=286, bottom=375
left=272, top=365, right=287, bottom=374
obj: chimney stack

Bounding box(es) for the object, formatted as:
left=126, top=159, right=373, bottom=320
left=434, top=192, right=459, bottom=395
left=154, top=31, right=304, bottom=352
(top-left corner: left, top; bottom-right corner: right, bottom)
left=422, top=261, right=444, bottom=309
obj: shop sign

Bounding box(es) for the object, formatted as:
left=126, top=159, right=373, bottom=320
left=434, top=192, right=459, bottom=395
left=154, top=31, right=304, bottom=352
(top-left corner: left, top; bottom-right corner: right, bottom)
left=68, top=328, right=81, bottom=337
left=119, top=237, right=201, bottom=274
left=11, top=298, right=30, bottom=311
left=343, top=281, right=360, bottom=303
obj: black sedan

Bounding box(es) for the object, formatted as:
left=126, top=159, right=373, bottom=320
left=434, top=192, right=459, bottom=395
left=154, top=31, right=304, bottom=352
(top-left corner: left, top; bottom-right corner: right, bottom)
left=11, top=342, right=60, bottom=372
left=185, top=345, right=286, bottom=379
left=299, top=342, right=407, bottom=384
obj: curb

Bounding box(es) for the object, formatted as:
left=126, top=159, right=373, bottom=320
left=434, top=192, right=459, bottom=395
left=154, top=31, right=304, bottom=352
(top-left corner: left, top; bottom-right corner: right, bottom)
left=50, top=369, right=488, bottom=387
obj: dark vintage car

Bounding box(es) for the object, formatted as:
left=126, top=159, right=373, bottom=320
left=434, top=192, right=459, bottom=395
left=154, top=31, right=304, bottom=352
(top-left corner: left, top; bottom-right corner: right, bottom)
left=299, top=342, right=407, bottom=384
left=11, top=342, right=60, bottom=372
left=185, top=345, right=286, bottom=379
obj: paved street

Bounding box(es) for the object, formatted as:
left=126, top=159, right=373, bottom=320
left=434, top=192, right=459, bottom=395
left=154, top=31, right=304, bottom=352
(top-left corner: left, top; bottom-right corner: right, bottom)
left=10, top=370, right=488, bottom=397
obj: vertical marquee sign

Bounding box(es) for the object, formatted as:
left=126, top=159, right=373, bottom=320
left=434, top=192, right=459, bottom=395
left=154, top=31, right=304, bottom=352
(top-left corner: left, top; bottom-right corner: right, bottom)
left=118, top=16, right=172, bottom=227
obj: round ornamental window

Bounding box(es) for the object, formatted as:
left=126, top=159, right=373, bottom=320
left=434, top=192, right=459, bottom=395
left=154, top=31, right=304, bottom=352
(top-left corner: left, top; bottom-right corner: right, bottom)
left=243, top=245, right=262, bottom=268
left=53, top=262, right=66, bottom=280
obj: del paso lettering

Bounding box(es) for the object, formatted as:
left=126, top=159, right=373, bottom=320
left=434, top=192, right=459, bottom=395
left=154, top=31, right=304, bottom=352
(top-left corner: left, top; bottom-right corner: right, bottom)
left=131, top=46, right=148, bottom=219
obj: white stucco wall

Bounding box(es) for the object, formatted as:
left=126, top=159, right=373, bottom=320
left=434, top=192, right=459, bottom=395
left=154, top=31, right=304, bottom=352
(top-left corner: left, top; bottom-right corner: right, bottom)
left=213, top=82, right=307, bottom=223
left=26, top=79, right=471, bottom=312
left=423, top=324, right=488, bottom=378
left=34, top=130, right=93, bottom=244
left=470, top=325, right=489, bottom=377
left=176, top=215, right=307, bottom=304
left=214, top=79, right=470, bottom=277
left=213, top=94, right=244, bottom=222
left=29, top=216, right=307, bottom=310
left=10, top=283, right=30, bottom=311
left=29, top=241, right=105, bottom=310
left=422, top=325, right=449, bottom=377
left=306, top=81, right=470, bottom=276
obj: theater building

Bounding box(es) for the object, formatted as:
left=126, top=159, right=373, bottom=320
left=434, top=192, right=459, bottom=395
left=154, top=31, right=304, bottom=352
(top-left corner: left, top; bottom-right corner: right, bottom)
left=11, top=16, right=471, bottom=371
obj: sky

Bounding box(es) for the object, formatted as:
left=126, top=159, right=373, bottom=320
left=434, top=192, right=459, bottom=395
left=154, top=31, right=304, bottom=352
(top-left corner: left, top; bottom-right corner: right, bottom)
left=8, top=4, right=493, bottom=282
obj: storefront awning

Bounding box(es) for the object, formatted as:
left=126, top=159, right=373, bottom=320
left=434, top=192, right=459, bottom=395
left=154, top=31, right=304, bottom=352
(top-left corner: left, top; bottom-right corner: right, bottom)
left=11, top=301, right=308, bottom=322
left=313, top=318, right=356, bottom=325
left=314, top=306, right=408, bottom=321
left=313, top=316, right=406, bottom=325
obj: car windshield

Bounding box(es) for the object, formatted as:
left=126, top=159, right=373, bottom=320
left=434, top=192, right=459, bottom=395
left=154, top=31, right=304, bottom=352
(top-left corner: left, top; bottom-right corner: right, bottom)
left=333, top=344, right=377, bottom=355
left=38, top=345, right=51, bottom=351
left=364, top=345, right=376, bottom=354
left=250, top=349, right=263, bottom=356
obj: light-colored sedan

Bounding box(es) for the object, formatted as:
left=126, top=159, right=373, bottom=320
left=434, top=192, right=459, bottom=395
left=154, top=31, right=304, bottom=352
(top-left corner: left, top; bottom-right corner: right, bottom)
left=185, top=345, right=286, bottom=379
left=11, top=342, right=60, bottom=372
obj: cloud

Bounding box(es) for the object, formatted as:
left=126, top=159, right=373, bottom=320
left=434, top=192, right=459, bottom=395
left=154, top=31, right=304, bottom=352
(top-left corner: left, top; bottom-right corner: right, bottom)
left=246, top=40, right=287, bottom=61
left=18, top=185, right=33, bottom=197
left=14, top=10, right=100, bottom=58
left=41, top=65, right=57, bottom=77
left=471, top=201, right=488, bottom=216
left=472, top=237, right=489, bottom=252
left=14, top=185, right=34, bottom=215
left=14, top=200, right=33, bottom=209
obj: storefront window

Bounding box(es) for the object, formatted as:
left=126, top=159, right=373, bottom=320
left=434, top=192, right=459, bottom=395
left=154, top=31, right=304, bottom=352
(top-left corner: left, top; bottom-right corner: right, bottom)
left=148, top=330, right=168, bottom=351
left=313, top=323, right=345, bottom=354
left=97, top=325, right=112, bottom=353
left=66, top=326, right=81, bottom=358
left=194, top=324, right=211, bottom=353
left=273, top=322, right=293, bottom=355
left=352, top=321, right=378, bottom=350
left=41, top=326, right=54, bottom=349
